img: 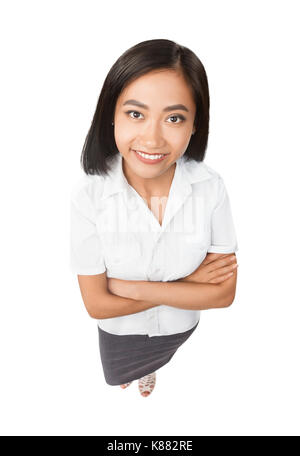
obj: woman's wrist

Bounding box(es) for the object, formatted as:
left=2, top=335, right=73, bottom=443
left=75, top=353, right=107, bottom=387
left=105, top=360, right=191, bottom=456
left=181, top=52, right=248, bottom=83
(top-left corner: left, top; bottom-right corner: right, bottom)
left=107, top=278, right=138, bottom=300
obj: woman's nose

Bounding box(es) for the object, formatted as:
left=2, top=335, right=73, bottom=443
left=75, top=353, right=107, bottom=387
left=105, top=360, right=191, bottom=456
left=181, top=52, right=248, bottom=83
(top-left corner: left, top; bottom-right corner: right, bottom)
left=139, top=121, right=165, bottom=148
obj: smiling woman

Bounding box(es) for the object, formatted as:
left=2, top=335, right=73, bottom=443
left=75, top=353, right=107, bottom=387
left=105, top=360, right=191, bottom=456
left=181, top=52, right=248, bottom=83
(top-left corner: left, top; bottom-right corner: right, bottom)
left=79, top=38, right=209, bottom=178
left=71, top=39, right=238, bottom=396
left=113, top=69, right=197, bottom=196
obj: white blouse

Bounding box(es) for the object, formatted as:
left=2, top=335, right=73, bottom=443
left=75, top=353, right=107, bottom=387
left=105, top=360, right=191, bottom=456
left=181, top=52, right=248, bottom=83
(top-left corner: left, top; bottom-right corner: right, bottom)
left=70, top=152, right=238, bottom=337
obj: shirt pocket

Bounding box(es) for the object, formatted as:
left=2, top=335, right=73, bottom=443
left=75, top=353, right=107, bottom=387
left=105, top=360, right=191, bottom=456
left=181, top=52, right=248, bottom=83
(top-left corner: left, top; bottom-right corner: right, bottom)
left=182, top=229, right=210, bottom=249
left=100, top=232, right=142, bottom=269
left=164, top=231, right=210, bottom=282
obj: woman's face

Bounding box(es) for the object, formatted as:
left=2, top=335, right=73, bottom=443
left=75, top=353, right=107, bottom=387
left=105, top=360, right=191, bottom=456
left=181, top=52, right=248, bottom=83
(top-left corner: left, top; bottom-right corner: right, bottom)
left=113, top=69, right=196, bottom=183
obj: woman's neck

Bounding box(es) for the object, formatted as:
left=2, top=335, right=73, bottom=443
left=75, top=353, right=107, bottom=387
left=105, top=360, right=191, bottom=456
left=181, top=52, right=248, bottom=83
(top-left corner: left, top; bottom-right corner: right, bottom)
left=122, top=159, right=176, bottom=199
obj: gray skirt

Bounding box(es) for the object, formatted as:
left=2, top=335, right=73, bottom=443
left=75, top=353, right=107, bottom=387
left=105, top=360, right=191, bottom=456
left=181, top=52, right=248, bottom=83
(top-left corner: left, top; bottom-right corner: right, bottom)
left=97, top=320, right=199, bottom=386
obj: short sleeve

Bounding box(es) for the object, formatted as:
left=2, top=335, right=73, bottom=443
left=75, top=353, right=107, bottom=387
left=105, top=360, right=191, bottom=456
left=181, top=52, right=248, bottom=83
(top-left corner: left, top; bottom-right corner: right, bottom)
left=70, top=182, right=106, bottom=275
left=207, top=176, right=239, bottom=254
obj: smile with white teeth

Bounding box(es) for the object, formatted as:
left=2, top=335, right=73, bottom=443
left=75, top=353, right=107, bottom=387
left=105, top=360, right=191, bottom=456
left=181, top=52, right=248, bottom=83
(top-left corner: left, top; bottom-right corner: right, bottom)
left=134, top=150, right=165, bottom=160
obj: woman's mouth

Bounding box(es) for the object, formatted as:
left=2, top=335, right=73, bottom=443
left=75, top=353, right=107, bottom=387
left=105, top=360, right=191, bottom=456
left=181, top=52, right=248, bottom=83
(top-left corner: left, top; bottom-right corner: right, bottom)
left=132, top=149, right=168, bottom=164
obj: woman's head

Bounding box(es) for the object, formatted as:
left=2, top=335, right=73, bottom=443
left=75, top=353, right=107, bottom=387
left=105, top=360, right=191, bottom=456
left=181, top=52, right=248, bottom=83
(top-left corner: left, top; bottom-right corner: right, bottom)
left=81, top=39, right=210, bottom=177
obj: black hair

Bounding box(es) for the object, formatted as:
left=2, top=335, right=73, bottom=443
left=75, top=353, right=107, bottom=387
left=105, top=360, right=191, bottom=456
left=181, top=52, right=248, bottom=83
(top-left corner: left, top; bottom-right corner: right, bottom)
left=80, top=39, right=210, bottom=176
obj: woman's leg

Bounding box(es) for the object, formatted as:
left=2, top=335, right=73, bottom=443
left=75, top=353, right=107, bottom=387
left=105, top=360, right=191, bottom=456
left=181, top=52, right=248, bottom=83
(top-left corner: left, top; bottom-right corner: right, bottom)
left=120, top=381, right=132, bottom=389
left=138, top=372, right=156, bottom=397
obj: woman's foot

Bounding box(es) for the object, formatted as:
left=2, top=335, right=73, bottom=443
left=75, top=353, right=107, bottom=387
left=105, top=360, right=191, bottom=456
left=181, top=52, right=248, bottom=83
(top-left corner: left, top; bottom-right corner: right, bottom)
left=120, top=381, right=132, bottom=389
left=138, top=372, right=156, bottom=397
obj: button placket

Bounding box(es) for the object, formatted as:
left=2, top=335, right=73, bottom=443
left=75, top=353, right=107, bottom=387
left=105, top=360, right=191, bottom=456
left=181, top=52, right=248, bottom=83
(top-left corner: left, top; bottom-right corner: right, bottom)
left=146, top=307, right=160, bottom=336
left=148, top=236, right=165, bottom=279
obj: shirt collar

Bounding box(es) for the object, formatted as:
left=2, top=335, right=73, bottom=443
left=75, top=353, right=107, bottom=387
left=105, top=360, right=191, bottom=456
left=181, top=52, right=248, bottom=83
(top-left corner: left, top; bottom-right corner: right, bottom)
left=102, top=152, right=213, bottom=201
left=102, top=153, right=128, bottom=200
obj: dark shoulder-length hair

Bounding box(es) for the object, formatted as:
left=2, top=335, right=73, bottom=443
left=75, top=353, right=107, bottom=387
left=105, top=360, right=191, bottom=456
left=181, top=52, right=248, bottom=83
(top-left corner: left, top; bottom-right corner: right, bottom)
left=81, top=39, right=210, bottom=176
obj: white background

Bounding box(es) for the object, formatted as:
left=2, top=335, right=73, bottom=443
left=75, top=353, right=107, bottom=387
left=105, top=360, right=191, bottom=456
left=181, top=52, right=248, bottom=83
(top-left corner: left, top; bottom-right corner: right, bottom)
left=1, top=0, right=299, bottom=436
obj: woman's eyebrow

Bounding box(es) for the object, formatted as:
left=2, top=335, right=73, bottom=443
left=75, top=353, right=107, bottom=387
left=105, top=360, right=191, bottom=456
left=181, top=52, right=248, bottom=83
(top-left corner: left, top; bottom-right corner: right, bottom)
left=122, top=99, right=189, bottom=112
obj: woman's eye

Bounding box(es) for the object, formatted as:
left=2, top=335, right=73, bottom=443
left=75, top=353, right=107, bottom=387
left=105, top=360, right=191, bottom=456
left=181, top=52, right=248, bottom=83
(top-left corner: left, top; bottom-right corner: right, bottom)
left=126, top=110, right=143, bottom=119
left=167, top=115, right=186, bottom=124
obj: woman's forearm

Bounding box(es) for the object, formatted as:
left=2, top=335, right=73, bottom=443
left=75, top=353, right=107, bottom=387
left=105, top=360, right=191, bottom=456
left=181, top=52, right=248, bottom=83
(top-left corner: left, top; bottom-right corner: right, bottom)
left=108, top=278, right=232, bottom=310
left=134, top=280, right=231, bottom=310
left=92, top=292, right=159, bottom=319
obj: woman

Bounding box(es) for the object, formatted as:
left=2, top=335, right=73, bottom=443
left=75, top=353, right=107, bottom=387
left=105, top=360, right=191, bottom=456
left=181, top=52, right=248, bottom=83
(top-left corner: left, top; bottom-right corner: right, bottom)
left=70, top=39, right=239, bottom=397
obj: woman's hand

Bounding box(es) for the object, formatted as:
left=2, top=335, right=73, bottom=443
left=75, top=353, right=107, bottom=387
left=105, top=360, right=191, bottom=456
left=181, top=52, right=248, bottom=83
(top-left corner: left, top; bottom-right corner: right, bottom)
left=177, top=253, right=238, bottom=284
left=107, top=277, right=136, bottom=299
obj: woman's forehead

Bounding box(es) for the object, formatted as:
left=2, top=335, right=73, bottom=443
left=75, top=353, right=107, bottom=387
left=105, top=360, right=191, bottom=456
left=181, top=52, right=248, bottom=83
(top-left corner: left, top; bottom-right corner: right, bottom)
left=116, top=71, right=195, bottom=110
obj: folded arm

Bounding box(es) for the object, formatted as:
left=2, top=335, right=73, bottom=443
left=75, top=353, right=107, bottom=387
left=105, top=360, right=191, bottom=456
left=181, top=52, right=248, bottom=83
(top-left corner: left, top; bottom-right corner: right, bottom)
left=107, top=269, right=237, bottom=311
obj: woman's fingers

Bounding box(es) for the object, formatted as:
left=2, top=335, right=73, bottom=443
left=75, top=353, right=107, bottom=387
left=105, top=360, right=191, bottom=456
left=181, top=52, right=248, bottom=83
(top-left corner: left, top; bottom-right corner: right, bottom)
left=208, top=263, right=238, bottom=283
left=207, top=271, right=235, bottom=283
left=206, top=254, right=237, bottom=273
left=202, top=253, right=231, bottom=265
